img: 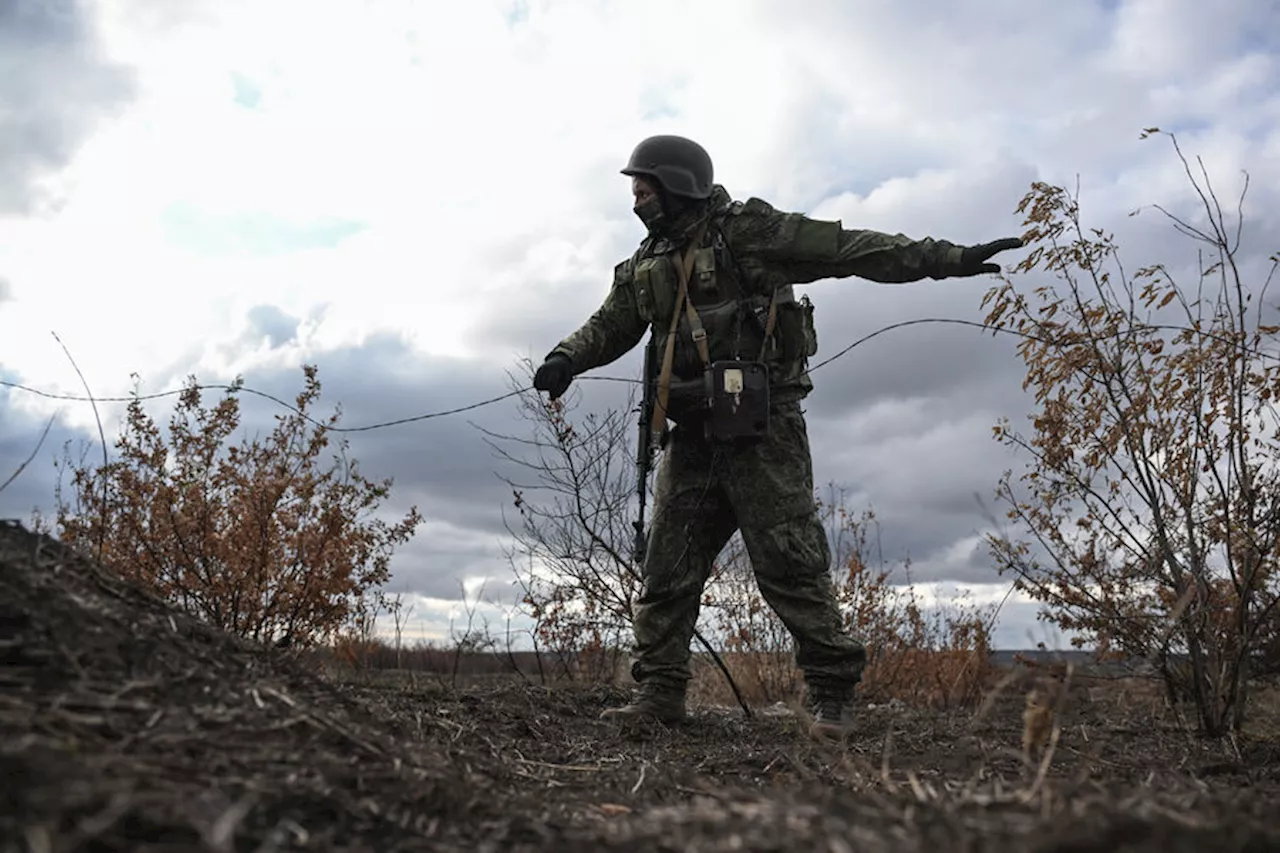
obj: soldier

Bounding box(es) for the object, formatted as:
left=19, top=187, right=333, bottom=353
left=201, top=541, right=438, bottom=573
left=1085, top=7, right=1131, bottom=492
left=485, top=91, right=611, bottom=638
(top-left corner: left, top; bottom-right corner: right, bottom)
left=532, top=135, right=1022, bottom=738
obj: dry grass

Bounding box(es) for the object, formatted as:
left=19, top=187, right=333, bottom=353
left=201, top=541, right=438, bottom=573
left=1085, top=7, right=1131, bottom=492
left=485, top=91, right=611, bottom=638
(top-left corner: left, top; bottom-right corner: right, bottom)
left=1240, top=680, right=1280, bottom=743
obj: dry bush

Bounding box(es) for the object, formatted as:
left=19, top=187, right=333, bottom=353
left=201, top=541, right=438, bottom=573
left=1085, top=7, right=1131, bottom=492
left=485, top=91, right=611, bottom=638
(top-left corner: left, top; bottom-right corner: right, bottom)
left=983, top=130, right=1280, bottom=735
left=54, top=365, right=422, bottom=648
left=480, top=365, right=645, bottom=682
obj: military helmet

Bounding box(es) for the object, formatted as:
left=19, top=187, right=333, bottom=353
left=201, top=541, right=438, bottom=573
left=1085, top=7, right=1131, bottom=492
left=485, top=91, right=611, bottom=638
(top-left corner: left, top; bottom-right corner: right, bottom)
left=621, top=135, right=714, bottom=200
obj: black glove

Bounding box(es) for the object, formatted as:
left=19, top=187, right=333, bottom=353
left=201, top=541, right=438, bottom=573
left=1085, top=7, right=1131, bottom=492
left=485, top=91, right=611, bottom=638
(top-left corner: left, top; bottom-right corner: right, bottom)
left=533, top=354, right=574, bottom=400
left=958, top=237, right=1024, bottom=276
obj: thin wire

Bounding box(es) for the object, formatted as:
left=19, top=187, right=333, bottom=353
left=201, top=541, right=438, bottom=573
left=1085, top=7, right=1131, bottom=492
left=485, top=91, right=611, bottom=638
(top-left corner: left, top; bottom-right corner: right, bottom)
left=1, top=318, right=1274, bottom=432
left=0, top=378, right=526, bottom=432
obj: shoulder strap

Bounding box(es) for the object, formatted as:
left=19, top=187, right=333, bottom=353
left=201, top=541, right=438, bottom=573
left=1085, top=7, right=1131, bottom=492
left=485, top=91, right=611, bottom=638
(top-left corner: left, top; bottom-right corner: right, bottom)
left=651, top=220, right=710, bottom=442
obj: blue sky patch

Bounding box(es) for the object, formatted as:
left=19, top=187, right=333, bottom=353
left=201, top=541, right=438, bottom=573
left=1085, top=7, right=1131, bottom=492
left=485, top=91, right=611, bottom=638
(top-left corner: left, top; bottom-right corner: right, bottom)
left=230, top=72, right=261, bottom=108
left=162, top=204, right=367, bottom=256
left=505, top=0, right=529, bottom=27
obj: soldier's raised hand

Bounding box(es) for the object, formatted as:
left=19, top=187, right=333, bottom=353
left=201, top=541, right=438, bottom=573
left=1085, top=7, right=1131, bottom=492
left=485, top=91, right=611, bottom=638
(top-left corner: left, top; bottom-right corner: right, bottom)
left=958, top=237, right=1024, bottom=276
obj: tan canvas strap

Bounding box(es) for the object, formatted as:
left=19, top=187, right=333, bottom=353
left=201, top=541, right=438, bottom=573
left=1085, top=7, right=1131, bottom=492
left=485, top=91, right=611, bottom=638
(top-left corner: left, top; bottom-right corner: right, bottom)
left=651, top=220, right=709, bottom=441
left=683, top=298, right=712, bottom=366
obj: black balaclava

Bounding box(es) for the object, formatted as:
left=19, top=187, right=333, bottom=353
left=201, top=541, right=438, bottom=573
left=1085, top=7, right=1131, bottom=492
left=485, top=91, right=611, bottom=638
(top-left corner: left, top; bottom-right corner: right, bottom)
left=634, top=187, right=703, bottom=239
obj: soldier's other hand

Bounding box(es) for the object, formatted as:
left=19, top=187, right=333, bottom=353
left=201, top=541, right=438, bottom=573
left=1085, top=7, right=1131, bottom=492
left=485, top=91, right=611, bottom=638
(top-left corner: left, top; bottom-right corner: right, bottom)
left=533, top=354, right=574, bottom=400
left=958, top=237, right=1024, bottom=276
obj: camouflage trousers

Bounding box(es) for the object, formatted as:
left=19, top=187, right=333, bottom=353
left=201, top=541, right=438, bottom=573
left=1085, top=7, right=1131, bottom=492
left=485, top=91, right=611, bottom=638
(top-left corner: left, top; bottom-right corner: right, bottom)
left=630, top=402, right=867, bottom=696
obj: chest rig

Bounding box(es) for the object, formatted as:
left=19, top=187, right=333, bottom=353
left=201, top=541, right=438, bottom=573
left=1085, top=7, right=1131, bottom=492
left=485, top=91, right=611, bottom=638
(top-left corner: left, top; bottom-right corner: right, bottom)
left=639, top=219, right=780, bottom=445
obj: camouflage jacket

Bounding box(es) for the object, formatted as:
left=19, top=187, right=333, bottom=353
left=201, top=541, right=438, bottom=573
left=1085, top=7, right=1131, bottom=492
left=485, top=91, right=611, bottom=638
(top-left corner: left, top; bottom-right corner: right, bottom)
left=548, top=184, right=970, bottom=404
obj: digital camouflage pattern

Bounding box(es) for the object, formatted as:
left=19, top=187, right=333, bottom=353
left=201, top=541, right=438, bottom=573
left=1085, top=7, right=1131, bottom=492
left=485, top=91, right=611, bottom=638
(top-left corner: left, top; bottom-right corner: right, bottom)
left=546, top=183, right=992, bottom=704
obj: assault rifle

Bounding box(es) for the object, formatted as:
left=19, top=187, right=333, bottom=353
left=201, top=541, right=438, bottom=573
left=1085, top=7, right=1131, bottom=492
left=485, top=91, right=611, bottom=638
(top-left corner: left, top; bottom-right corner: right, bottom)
left=632, top=337, right=658, bottom=566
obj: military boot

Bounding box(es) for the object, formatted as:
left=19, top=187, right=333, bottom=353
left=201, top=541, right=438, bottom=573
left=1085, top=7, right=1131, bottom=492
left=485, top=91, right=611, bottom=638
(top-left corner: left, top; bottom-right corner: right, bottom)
left=599, top=680, right=686, bottom=724
left=808, top=688, right=855, bottom=740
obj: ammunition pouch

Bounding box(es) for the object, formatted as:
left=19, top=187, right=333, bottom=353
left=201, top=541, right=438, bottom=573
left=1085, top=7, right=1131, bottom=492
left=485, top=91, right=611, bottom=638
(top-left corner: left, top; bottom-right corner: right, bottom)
left=664, top=360, right=770, bottom=444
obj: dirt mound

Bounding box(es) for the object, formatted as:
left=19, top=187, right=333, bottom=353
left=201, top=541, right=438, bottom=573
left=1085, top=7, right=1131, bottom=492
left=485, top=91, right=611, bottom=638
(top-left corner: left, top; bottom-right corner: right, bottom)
left=0, top=519, right=479, bottom=850
left=3, top=518, right=1279, bottom=852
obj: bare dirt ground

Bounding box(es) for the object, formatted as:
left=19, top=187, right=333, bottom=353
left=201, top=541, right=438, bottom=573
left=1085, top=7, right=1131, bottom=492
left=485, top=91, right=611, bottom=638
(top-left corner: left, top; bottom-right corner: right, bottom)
left=3, top=518, right=1280, bottom=852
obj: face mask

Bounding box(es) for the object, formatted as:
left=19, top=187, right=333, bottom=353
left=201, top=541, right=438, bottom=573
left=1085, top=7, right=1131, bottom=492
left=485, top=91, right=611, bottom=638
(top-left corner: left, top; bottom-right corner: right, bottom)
left=633, top=195, right=667, bottom=235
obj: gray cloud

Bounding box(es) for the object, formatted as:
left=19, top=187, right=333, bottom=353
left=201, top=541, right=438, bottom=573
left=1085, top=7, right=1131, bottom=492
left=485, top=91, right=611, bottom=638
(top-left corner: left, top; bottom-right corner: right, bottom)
left=0, top=276, right=11, bottom=303
left=0, top=0, right=137, bottom=217
left=0, top=378, right=96, bottom=525
left=244, top=304, right=300, bottom=349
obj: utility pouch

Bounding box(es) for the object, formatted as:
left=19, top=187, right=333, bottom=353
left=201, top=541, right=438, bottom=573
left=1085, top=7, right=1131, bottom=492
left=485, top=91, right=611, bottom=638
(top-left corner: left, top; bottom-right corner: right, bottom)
left=702, top=360, right=770, bottom=444
left=663, top=375, right=711, bottom=426
left=773, top=294, right=818, bottom=362
left=692, top=246, right=718, bottom=299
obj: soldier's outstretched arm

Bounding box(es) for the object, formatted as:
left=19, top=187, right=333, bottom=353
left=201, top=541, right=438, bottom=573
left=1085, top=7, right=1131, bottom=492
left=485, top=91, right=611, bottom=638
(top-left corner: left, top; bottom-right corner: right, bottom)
left=734, top=198, right=1022, bottom=285
left=545, top=258, right=648, bottom=376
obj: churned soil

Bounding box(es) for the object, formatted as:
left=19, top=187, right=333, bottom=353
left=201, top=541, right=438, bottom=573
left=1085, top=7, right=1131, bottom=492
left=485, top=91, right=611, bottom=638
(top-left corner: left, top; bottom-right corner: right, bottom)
left=3, top=517, right=1279, bottom=852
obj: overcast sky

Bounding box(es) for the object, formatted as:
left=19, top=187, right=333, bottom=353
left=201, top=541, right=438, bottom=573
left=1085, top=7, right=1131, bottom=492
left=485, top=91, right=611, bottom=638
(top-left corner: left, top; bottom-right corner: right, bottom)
left=2, top=0, right=1278, bottom=650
